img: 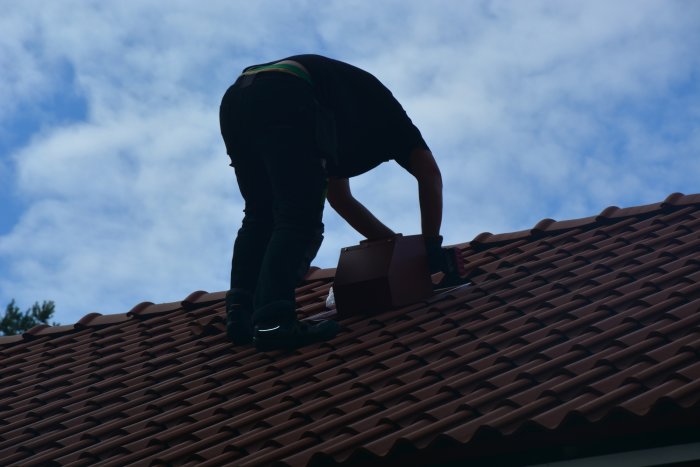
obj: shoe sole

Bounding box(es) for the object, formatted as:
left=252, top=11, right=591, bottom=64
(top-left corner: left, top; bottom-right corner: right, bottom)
left=254, top=321, right=340, bottom=351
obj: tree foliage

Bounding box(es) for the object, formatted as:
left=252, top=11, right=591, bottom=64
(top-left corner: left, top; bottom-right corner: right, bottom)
left=0, top=300, right=59, bottom=336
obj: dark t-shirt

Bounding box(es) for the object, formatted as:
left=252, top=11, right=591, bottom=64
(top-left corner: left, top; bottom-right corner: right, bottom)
left=252, top=54, right=429, bottom=178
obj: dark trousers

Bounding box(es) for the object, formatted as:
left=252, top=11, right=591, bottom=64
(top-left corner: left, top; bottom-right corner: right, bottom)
left=219, top=72, right=327, bottom=326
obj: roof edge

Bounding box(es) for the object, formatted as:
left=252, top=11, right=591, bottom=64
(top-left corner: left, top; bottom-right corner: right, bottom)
left=0, top=292, right=221, bottom=347
left=467, top=192, right=699, bottom=250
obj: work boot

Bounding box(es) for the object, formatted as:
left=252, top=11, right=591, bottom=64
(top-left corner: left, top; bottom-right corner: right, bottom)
left=225, top=289, right=253, bottom=345
left=253, top=319, right=341, bottom=351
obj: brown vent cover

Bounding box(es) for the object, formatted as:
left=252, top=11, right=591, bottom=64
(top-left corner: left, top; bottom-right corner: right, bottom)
left=333, top=234, right=433, bottom=315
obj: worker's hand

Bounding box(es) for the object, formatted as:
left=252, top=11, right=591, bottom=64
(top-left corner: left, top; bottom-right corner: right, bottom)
left=425, top=235, right=445, bottom=273
left=426, top=236, right=469, bottom=288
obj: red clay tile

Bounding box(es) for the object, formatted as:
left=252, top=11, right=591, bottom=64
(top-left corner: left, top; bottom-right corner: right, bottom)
left=532, top=218, right=557, bottom=233
left=596, top=205, right=621, bottom=219
left=547, top=216, right=599, bottom=232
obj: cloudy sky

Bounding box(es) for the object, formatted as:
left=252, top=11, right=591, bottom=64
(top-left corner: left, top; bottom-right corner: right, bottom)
left=1, top=0, right=699, bottom=326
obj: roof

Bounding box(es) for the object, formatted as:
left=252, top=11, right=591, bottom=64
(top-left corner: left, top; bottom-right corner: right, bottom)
left=1, top=192, right=699, bottom=466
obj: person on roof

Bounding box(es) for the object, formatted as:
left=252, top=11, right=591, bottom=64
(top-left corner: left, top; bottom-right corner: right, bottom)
left=219, top=54, right=450, bottom=351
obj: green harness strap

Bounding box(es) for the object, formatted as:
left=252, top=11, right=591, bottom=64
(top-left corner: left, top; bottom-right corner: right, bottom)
left=241, top=63, right=312, bottom=85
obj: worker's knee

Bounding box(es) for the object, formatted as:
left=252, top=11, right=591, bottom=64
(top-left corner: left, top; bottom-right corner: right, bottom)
left=240, top=212, right=274, bottom=233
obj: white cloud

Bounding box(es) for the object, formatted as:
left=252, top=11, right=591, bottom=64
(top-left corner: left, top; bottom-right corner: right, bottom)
left=0, top=8, right=49, bottom=122
left=1, top=0, right=699, bottom=326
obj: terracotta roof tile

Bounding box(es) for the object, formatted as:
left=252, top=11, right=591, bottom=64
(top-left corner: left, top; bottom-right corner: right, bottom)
left=2, top=193, right=700, bottom=465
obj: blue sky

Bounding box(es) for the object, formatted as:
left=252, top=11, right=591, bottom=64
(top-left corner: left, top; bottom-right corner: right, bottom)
left=1, top=0, right=699, bottom=326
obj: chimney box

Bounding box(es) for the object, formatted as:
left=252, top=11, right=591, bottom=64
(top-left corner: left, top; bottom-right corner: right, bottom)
left=333, top=234, right=433, bottom=315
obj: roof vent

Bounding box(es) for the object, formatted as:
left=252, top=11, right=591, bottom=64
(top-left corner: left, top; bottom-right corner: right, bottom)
left=333, top=234, right=433, bottom=315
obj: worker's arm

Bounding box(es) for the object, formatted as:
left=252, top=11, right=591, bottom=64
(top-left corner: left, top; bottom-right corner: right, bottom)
left=405, top=148, right=443, bottom=238
left=403, top=147, right=450, bottom=274
left=327, top=177, right=395, bottom=239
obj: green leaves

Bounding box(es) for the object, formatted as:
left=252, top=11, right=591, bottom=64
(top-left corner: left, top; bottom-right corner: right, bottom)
left=1, top=300, right=58, bottom=336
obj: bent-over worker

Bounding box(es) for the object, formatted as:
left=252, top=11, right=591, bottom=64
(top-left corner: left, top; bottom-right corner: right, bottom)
left=219, top=54, right=450, bottom=351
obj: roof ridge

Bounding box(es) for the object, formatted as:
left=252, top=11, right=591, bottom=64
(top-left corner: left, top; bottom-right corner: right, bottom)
left=0, top=291, right=227, bottom=347
left=1, top=192, right=697, bottom=347
left=465, top=192, right=700, bottom=250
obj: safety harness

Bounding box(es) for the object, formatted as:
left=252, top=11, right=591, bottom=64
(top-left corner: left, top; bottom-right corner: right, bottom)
left=240, top=63, right=313, bottom=85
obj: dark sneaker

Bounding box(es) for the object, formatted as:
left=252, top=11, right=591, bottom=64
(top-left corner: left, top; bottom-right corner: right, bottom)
left=225, top=291, right=253, bottom=345
left=253, top=319, right=340, bottom=351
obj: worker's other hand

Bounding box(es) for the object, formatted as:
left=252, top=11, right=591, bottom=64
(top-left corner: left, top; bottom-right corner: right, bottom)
left=425, top=235, right=445, bottom=274
left=426, top=236, right=468, bottom=288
